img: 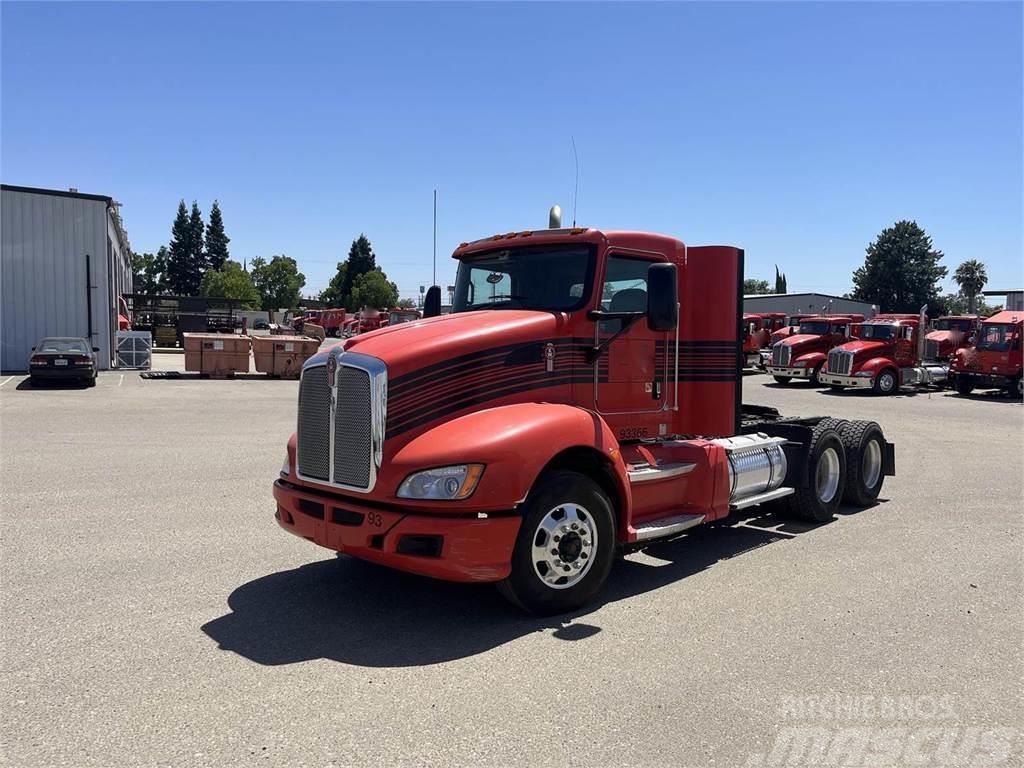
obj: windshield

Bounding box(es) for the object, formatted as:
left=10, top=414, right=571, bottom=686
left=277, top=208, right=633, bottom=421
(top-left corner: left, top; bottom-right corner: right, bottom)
left=787, top=316, right=805, bottom=326
left=39, top=338, right=89, bottom=354
left=798, top=321, right=830, bottom=335
left=452, top=244, right=595, bottom=313
left=976, top=324, right=1016, bottom=352
left=933, top=319, right=972, bottom=332
left=858, top=324, right=896, bottom=341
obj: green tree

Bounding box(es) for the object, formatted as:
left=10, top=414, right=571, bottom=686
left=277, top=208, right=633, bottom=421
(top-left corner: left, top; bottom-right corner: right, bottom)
left=396, top=297, right=416, bottom=309
left=774, top=266, right=787, bottom=294
left=850, top=220, right=947, bottom=313
left=743, top=278, right=772, bottom=295
left=350, top=268, right=399, bottom=309
left=332, top=234, right=377, bottom=308
left=188, top=201, right=205, bottom=279
left=319, top=262, right=348, bottom=307
left=200, top=260, right=260, bottom=309
left=132, top=247, right=170, bottom=294
left=952, top=259, right=988, bottom=313
left=166, top=200, right=201, bottom=295
left=205, top=200, right=230, bottom=271
left=251, top=255, right=306, bottom=310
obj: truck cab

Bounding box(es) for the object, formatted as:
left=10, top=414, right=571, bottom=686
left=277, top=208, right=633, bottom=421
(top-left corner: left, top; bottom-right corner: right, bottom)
left=769, top=313, right=813, bottom=345
left=819, top=310, right=949, bottom=394
left=949, top=311, right=1023, bottom=397
left=926, top=315, right=980, bottom=360
left=272, top=225, right=895, bottom=613
left=765, top=315, right=857, bottom=386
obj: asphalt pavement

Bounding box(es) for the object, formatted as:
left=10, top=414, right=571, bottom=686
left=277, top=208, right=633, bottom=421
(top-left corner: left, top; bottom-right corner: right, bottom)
left=1, top=363, right=1021, bottom=767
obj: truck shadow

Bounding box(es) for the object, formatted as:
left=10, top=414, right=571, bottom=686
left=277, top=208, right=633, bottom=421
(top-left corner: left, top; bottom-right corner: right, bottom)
left=942, top=391, right=1021, bottom=404
left=201, top=508, right=870, bottom=668
left=817, top=387, right=923, bottom=399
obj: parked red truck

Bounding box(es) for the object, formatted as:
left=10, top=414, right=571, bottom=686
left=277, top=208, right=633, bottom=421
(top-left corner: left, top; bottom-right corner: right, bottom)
left=818, top=309, right=950, bottom=394
left=948, top=311, right=1022, bottom=397
left=925, top=315, right=980, bottom=361
left=764, top=315, right=859, bottom=385
left=273, top=225, right=895, bottom=613
left=769, top=313, right=814, bottom=345
left=742, top=312, right=786, bottom=367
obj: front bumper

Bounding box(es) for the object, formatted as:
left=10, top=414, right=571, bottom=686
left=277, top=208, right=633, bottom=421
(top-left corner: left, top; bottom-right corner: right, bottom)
left=744, top=352, right=763, bottom=368
left=273, top=479, right=521, bottom=583
left=952, top=371, right=1014, bottom=389
left=818, top=372, right=873, bottom=389
left=765, top=365, right=812, bottom=379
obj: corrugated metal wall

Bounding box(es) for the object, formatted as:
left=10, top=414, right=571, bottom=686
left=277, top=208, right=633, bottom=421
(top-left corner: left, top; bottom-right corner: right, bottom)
left=1, top=189, right=122, bottom=372
left=743, top=293, right=876, bottom=319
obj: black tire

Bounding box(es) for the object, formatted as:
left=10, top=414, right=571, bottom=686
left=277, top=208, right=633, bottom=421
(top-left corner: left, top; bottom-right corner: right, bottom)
left=783, top=419, right=847, bottom=523
left=955, top=376, right=974, bottom=396
left=1011, top=376, right=1023, bottom=400
left=837, top=420, right=885, bottom=506
left=497, top=470, right=616, bottom=615
left=873, top=368, right=899, bottom=395
left=810, top=363, right=823, bottom=386
left=773, top=375, right=792, bottom=385
left=86, top=375, right=97, bottom=388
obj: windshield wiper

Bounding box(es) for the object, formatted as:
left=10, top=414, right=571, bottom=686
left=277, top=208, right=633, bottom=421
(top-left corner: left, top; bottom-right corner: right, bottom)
left=472, top=294, right=531, bottom=308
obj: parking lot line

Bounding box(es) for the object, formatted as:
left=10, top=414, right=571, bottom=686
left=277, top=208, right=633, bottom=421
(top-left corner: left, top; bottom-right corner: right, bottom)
left=0, top=376, right=13, bottom=388
left=118, top=374, right=124, bottom=387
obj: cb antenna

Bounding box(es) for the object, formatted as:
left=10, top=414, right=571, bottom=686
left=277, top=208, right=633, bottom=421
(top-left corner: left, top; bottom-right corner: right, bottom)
left=571, top=136, right=579, bottom=227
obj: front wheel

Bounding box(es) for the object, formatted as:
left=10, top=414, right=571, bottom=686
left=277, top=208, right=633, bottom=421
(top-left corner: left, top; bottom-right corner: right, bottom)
left=873, top=368, right=898, bottom=395
left=1010, top=376, right=1023, bottom=400
left=810, top=363, right=824, bottom=387
left=498, top=471, right=616, bottom=615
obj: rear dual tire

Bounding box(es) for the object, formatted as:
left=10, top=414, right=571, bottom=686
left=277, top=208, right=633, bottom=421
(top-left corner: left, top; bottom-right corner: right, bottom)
left=837, top=420, right=885, bottom=506
left=784, top=418, right=847, bottom=523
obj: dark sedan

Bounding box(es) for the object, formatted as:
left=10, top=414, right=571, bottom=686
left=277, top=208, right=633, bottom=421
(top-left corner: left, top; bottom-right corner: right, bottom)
left=29, top=337, right=99, bottom=387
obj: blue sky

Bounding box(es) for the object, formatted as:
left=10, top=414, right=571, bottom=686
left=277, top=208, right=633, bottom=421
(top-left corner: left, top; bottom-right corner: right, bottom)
left=2, top=2, right=1021, bottom=301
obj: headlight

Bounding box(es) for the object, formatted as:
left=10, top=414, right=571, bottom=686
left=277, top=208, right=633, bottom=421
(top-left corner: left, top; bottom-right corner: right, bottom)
left=281, top=453, right=290, bottom=476
left=854, top=371, right=873, bottom=377
left=397, top=464, right=484, bottom=500
left=792, top=360, right=807, bottom=367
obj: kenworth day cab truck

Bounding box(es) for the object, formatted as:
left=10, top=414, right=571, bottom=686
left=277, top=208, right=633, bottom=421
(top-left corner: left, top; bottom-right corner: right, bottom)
left=949, top=311, right=1023, bottom=397
left=273, top=222, right=895, bottom=614
left=819, top=308, right=949, bottom=395
left=926, top=315, right=981, bottom=361
left=764, top=315, right=859, bottom=385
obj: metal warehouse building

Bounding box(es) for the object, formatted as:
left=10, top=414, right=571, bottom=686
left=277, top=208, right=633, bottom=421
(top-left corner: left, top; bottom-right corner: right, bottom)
left=1, top=184, right=133, bottom=372
left=743, top=292, right=876, bottom=319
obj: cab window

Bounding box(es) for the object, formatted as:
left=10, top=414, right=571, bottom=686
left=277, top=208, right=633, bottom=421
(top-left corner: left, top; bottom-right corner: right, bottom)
left=600, top=256, right=651, bottom=332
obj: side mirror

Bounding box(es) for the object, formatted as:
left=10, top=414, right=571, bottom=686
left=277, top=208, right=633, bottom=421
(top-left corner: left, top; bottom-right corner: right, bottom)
left=423, top=285, right=442, bottom=318
left=92, top=347, right=100, bottom=352
left=646, top=263, right=677, bottom=332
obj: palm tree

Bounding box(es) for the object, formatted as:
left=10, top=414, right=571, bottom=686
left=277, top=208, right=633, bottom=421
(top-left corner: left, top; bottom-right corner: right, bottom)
left=953, top=259, right=988, bottom=313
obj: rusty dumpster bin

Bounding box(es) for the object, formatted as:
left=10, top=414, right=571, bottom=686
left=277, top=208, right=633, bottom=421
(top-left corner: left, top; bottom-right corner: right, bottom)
left=183, top=333, right=251, bottom=377
left=251, top=335, right=320, bottom=378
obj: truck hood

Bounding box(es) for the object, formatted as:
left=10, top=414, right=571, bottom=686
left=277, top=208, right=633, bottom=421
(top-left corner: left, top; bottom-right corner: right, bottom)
left=332, top=310, right=567, bottom=376
left=832, top=339, right=890, bottom=360
left=781, top=333, right=829, bottom=355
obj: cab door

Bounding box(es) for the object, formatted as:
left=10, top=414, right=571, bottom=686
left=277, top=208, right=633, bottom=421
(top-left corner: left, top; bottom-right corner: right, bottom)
left=895, top=324, right=916, bottom=364
left=594, top=254, right=667, bottom=430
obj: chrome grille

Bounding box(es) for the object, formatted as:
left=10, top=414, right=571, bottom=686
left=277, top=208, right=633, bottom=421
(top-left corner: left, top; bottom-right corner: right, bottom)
left=772, top=343, right=791, bottom=367
left=333, top=367, right=372, bottom=488
left=925, top=339, right=940, bottom=361
left=297, top=366, right=330, bottom=480
left=828, top=349, right=853, bottom=375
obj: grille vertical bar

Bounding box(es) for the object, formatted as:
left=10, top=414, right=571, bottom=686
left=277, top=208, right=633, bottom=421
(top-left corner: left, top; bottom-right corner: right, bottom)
left=333, top=367, right=372, bottom=488
left=772, top=344, right=790, bottom=367
left=297, top=366, right=330, bottom=480
left=828, top=350, right=853, bottom=375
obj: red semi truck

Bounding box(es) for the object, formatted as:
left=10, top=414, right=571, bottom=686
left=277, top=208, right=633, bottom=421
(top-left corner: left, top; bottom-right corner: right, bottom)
left=769, top=313, right=814, bottom=345
left=925, top=315, right=980, bottom=361
left=764, top=315, right=859, bottom=385
left=742, top=313, right=786, bottom=367
left=272, top=225, right=895, bottom=614
left=949, top=311, right=1023, bottom=397
left=818, top=309, right=950, bottom=394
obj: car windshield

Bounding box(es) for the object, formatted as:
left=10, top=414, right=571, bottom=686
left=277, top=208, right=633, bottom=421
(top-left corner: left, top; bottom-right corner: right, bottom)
left=858, top=324, right=896, bottom=340
left=798, top=321, right=830, bottom=335
left=452, top=244, right=595, bottom=313
left=39, top=338, right=89, bottom=354
left=933, top=319, right=972, bottom=332
left=976, top=324, right=1015, bottom=351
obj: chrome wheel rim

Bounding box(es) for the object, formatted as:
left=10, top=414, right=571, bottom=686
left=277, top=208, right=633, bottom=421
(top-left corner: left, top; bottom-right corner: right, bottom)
left=862, top=439, right=882, bottom=489
left=816, top=447, right=841, bottom=503
left=879, top=372, right=895, bottom=392
left=531, top=503, right=598, bottom=590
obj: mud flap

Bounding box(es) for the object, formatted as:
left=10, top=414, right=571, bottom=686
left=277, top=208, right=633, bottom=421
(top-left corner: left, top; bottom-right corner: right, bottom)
left=883, top=441, right=896, bottom=476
